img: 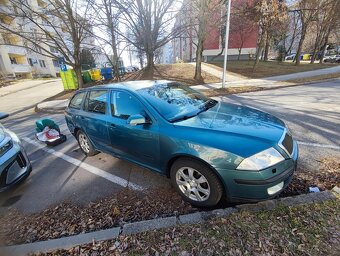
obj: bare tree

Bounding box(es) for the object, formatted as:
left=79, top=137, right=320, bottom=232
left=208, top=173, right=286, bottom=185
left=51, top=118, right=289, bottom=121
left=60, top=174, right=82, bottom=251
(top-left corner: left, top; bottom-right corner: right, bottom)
left=0, top=0, right=95, bottom=88
left=182, top=0, right=225, bottom=81
left=309, top=0, right=340, bottom=63
left=292, top=0, right=318, bottom=65
left=90, top=0, right=124, bottom=80
left=250, top=0, right=288, bottom=70
left=115, top=0, right=180, bottom=71
left=229, top=0, right=256, bottom=60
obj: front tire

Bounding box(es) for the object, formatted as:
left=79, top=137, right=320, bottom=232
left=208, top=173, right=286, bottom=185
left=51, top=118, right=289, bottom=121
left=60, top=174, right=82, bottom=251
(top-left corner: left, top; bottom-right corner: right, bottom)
left=76, top=130, right=97, bottom=156
left=170, top=158, right=223, bottom=207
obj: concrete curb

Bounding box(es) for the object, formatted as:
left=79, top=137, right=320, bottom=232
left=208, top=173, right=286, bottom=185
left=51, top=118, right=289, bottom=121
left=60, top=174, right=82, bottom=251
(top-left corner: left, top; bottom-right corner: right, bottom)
left=0, top=190, right=337, bottom=256
left=35, top=99, right=69, bottom=113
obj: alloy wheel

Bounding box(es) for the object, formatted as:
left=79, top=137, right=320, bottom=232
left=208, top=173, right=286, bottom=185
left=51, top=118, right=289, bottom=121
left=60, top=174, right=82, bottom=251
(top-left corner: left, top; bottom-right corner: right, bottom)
left=176, top=167, right=210, bottom=202
left=78, top=133, right=90, bottom=153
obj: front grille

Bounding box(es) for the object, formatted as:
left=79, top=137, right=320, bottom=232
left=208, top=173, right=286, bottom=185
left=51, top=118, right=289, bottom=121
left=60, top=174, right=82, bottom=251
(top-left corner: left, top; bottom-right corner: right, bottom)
left=282, top=132, right=293, bottom=155
left=16, top=152, right=27, bottom=168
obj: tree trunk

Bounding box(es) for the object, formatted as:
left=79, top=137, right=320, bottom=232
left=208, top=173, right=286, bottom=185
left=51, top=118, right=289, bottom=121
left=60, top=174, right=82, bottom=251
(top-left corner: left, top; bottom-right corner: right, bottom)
left=146, top=52, right=154, bottom=69
left=194, top=39, right=203, bottom=81
left=253, top=31, right=265, bottom=72
left=295, top=28, right=306, bottom=66
left=264, top=33, right=270, bottom=61
left=74, top=66, right=83, bottom=89
left=319, top=28, right=331, bottom=64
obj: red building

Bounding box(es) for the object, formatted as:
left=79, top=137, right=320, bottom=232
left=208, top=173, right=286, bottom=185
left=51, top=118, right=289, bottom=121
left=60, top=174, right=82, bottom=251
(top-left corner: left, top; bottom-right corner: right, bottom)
left=172, top=0, right=258, bottom=63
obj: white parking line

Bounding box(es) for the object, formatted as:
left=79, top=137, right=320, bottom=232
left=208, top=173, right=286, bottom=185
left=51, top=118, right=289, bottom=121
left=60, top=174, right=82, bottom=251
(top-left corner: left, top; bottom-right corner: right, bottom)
left=22, top=137, right=144, bottom=191
left=298, top=141, right=340, bottom=150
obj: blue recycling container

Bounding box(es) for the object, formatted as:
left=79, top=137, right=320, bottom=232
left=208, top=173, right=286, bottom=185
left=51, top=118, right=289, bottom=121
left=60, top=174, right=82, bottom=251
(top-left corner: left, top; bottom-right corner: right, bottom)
left=101, top=67, right=113, bottom=80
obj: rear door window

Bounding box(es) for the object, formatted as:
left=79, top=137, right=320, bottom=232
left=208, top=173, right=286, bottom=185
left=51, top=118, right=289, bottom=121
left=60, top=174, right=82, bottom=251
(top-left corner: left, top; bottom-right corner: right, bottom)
left=69, top=92, right=86, bottom=110
left=111, top=91, right=144, bottom=120
left=85, top=90, right=108, bottom=114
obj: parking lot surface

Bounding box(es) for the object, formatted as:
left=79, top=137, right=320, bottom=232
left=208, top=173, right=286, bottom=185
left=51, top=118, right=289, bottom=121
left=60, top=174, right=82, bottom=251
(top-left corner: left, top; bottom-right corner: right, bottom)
left=0, top=79, right=339, bottom=213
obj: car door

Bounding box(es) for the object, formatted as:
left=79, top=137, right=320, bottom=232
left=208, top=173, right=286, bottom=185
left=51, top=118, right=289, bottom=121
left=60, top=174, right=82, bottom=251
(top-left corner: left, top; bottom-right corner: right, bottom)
left=65, top=91, right=87, bottom=134
left=81, top=90, right=111, bottom=152
left=108, top=90, right=160, bottom=170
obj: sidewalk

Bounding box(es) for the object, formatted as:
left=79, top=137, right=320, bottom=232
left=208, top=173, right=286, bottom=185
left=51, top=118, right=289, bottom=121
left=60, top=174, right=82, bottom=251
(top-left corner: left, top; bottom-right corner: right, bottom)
left=191, top=62, right=340, bottom=90
left=0, top=79, right=62, bottom=97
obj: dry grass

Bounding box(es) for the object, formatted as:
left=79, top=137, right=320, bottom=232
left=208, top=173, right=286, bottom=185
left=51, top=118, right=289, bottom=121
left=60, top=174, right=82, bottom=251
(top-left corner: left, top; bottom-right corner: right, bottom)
left=209, top=61, right=337, bottom=79
left=201, top=86, right=263, bottom=97
left=123, top=63, right=221, bottom=85
left=36, top=199, right=340, bottom=256
left=286, top=72, right=340, bottom=84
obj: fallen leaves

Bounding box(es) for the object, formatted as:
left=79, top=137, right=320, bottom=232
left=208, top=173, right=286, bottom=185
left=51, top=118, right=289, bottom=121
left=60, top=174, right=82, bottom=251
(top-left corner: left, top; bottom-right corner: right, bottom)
left=0, top=188, right=196, bottom=246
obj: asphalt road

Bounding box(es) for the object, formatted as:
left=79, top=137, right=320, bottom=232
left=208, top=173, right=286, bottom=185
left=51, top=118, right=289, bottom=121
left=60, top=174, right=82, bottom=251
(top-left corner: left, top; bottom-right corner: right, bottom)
left=0, top=79, right=339, bottom=214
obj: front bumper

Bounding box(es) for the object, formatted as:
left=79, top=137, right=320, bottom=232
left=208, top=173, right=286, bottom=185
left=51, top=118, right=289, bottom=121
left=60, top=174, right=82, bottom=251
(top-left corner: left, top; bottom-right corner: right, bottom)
left=0, top=143, right=32, bottom=192
left=217, top=141, right=298, bottom=203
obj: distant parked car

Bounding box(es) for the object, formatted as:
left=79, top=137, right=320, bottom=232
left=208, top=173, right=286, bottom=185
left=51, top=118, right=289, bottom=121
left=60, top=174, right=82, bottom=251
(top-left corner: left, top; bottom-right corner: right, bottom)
left=0, top=113, right=32, bottom=192
left=125, top=66, right=136, bottom=73
left=324, top=55, right=340, bottom=63
left=65, top=81, right=298, bottom=207
left=285, top=54, right=296, bottom=61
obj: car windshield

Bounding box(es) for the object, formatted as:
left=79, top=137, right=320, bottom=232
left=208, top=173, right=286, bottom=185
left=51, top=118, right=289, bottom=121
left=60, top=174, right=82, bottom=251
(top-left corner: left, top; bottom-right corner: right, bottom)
left=137, top=82, right=217, bottom=122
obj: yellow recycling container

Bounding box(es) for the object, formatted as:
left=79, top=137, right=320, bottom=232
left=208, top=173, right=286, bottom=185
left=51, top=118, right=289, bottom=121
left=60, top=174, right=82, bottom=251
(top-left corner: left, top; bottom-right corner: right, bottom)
left=302, top=54, right=310, bottom=61
left=89, top=69, right=102, bottom=81
left=60, top=69, right=78, bottom=90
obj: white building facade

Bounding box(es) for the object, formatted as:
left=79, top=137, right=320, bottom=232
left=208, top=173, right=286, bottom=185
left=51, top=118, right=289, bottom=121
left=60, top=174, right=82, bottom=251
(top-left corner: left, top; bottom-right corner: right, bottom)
left=0, top=0, right=64, bottom=79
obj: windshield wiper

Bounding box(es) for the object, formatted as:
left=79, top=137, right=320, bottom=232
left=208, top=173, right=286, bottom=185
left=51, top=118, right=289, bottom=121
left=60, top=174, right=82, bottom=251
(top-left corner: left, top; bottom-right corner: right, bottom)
left=169, top=114, right=197, bottom=123
left=170, top=100, right=218, bottom=123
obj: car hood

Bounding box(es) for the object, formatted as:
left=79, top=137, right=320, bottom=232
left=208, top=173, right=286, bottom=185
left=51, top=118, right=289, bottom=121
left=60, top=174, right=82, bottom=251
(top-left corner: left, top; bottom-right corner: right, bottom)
left=174, top=101, right=286, bottom=143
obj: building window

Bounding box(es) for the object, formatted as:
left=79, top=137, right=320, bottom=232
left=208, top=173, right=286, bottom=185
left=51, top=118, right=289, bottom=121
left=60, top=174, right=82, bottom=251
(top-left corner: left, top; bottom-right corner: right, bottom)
left=52, top=59, right=59, bottom=67
left=50, top=46, right=58, bottom=53
left=28, top=58, right=34, bottom=66
left=10, top=57, right=17, bottom=64
left=39, top=59, right=46, bottom=68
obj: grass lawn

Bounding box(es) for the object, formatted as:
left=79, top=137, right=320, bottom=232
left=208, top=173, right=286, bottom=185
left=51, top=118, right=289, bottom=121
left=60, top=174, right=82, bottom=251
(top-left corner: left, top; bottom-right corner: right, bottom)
left=36, top=199, right=340, bottom=255
left=208, top=61, right=337, bottom=79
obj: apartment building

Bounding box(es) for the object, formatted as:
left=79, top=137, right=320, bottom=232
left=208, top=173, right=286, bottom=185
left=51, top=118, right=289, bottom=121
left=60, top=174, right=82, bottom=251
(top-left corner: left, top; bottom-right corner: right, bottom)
left=0, top=0, right=63, bottom=79
left=172, top=0, right=257, bottom=63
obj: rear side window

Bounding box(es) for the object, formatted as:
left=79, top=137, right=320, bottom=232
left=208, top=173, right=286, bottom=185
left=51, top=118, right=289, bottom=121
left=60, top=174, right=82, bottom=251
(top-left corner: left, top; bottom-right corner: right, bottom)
left=85, top=90, right=107, bottom=114
left=69, top=92, right=85, bottom=109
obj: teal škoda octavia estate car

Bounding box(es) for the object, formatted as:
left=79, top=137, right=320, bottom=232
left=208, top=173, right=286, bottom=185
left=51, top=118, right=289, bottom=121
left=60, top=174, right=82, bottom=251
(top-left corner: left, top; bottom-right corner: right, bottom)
left=65, top=80, right=298, bottom=207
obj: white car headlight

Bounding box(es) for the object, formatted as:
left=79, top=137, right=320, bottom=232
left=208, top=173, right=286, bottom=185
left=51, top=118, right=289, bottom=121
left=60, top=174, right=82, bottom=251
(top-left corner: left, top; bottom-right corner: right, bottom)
left=236, top=147, right=285, bottom=171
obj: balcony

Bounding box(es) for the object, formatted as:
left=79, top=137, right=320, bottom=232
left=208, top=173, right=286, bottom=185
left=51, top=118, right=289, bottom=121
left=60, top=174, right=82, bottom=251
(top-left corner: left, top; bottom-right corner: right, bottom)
left=5, top=45, right=27, bottom=55
left=11, top=64, right=31, bottom=73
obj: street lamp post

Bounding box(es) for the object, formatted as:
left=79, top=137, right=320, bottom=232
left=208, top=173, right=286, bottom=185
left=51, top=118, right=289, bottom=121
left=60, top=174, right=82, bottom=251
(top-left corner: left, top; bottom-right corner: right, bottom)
left=222, top=0, right=232, bottom=88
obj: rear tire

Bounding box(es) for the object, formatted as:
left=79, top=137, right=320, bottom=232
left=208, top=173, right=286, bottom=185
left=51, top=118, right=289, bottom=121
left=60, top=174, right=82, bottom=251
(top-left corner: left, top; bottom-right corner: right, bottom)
left=170, top=158, right=223, bottom=207
left=76, top=130, right=97, bottom=156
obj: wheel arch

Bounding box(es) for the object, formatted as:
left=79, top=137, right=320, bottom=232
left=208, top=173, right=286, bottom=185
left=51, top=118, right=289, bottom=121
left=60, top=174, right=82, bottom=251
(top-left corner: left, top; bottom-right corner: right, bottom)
left=165, top=154, right=224, bottom=186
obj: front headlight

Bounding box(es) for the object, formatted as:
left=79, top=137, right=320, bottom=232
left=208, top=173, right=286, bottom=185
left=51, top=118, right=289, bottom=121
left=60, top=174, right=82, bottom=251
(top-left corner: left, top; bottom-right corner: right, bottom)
left=236, top=147, right=285, bottom=171
left=0, top=139, right=13, bottom=157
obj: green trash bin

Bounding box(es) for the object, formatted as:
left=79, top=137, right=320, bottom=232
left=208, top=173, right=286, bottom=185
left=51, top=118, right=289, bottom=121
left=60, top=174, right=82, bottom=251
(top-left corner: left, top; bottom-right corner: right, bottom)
left=82, top=71, right=92, bottom=84
left=60, top=69, right=78, bottom=90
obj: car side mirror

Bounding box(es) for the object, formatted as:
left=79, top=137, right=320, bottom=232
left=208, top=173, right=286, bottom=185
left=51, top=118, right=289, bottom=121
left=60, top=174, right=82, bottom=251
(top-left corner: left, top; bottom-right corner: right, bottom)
left=127, top=114, right=150, bottom=126
left=0, top=112, right=9, bottom=120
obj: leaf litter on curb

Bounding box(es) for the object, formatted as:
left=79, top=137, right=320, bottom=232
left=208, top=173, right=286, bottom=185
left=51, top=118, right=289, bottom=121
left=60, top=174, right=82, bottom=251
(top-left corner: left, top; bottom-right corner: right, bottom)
left=33, top=200, right=340, bottom=256
left=0, top=157, right=339, bottom=247
left=0, top=188, right=196, bottom=246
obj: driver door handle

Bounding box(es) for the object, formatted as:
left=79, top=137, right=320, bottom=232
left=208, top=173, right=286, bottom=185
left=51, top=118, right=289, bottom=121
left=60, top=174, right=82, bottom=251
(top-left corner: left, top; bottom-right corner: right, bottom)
left=110, top=123, right=116, bottom=128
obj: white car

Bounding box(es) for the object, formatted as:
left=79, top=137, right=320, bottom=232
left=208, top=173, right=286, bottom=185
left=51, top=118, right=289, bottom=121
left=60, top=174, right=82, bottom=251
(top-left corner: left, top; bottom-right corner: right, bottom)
left=0, top=113, right=32, bottom=192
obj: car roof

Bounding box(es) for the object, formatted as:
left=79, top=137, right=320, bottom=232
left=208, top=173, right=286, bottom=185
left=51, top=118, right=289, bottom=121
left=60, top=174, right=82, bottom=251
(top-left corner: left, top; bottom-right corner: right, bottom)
left=81, top=80, right=173, bottom=93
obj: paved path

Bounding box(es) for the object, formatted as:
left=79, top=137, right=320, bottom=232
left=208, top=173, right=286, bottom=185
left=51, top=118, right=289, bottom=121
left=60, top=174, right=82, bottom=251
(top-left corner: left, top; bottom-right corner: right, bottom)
left=264, top=65, right=340, bottom=81
left=188, top=62, right=243, bottom=82
left=191, top=62, right=340, bottom=90
left=0, top=79, right=64, bottom=115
